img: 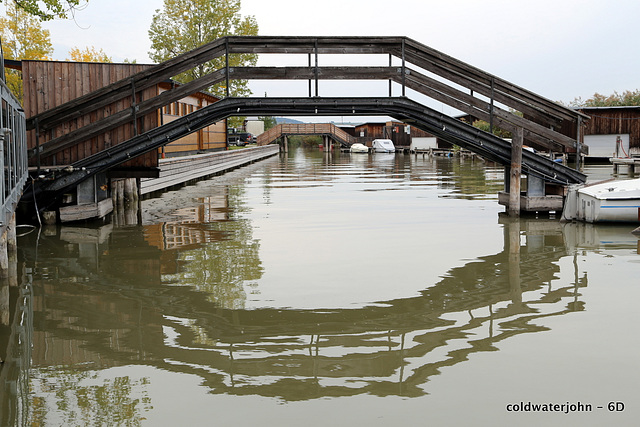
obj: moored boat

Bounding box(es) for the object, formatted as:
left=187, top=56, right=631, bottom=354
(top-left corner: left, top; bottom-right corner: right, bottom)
left=372, top=139, right=395, bottom=153
left=350, top=143, right=369, bottom=153
left=562, top=178, right=640, bottom=223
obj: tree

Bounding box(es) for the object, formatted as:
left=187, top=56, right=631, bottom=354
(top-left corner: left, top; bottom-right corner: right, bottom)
left=148, top=0, right=259, bottom=98
left=0, top=0, right=88, bottom=21
left=67, top=46, right=111, bottom=62
left=568, top=90, right=640, bottom=107
left=0, top=2, right=54, bottom=100
left=260, top=116, right=277, bottom=131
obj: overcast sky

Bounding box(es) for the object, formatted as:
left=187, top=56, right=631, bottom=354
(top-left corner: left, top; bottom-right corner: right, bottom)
left=38, top=0, right=640, bottom=113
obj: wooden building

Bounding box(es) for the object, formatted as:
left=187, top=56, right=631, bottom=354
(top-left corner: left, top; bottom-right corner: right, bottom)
left=21, top=60, right=227, bottom=168
left=574, top=106, right=640, bottom=159
left=19, top=60, right=226, bottom=221
left=158, top=81, right=226, bottom=157
left=354, top=121, right=412, bottom=149
left=22, top=60, right=158, bottom=170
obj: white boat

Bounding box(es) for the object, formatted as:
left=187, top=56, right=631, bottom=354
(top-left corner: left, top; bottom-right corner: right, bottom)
left=562, top=178, right=640, bottom=223
left=349, top=143, right=369, bottom=153
left=372, top=139, right=395, bottom=153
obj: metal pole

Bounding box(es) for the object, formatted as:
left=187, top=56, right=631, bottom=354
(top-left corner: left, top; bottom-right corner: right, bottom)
left=389, top=54, right=392, bottom=97
left=401, top=39, right=406, bottom=97
left=225, top=38, right=230, bottom=98
left=314, top=40, right=319, bottom=97
left=489, top=77, right=495, bottom=134
left=308, top=53, right=312, bottom=97
left=575, top=116, right=582, bottom=169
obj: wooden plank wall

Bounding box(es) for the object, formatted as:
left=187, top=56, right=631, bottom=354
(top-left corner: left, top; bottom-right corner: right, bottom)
left=22, top=60, right=159, bottom=168
left=554, top=107, right=640, bottom=153
left=580, top=108, right=640, bottom=150
left=158, top=88, right=226, bottom=155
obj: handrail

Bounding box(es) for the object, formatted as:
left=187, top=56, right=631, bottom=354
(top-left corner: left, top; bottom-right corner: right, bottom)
left=256, top=123, right=356, bottom=146
left=26, top=36, right=587, bottom=167
left=0, top=60, right=28, bottom=228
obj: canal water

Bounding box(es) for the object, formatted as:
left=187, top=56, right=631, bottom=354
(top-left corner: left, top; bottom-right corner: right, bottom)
left=1, top=148, right=638, bottom=426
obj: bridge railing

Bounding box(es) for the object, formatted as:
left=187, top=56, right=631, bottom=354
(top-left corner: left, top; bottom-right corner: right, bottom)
left=25, top=36, right=588, bottom=165
left=0, top=59, right=28, bottom=228
left=257, top=123, right=356, bottom=146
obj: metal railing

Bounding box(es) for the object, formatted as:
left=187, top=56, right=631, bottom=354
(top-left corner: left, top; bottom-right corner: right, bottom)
left=0, top=56, right=28, bottom=228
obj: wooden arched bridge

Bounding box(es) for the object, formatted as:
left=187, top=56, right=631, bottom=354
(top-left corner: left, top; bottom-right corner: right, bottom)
left=12, top=36, right=590, bottom=226
left=256, top=123, right=356, bottom=148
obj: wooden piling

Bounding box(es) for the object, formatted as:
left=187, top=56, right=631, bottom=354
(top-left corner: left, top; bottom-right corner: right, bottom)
left=507, top=218, right=522, bottom=305
left=0, top=214, right=17, bottom=280
left=124, top=178, right=138, bottom=204
left=0, top=229, right=8, bottom=280
left=508, top=127, right=524, bottom=217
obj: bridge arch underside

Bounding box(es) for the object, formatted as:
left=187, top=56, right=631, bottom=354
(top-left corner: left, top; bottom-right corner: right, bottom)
left=26, top=36, right=588, bottom=207
left=33, top=96, right=585, bottom=208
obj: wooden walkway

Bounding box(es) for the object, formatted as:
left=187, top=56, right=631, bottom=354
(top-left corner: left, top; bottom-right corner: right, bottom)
left=20, top=36, right=590, bottom=218
left=256, top=123, right=355, bottom=147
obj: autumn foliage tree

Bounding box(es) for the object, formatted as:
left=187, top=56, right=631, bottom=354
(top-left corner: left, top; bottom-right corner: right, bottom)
left=67, top=46, right=111, bottom=62
left=0, top=0, right=88, bottom=21
left=0, top=1, right=53, bottom=100
left=148, top=0, right=259, bottom=98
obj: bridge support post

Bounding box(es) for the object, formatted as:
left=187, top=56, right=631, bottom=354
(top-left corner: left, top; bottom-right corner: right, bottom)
left=508, top=127, right=524, bottom=217
left=282, top=135, right=288, bottom=153
left=506, top=218, right=523, bottom=306
left=0, top=213, right=16, bottom=280
left=323, top=136, right=331, bottom=152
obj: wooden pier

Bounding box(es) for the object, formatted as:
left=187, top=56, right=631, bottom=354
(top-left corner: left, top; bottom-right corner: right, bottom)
left=610, top=157, right=640, bottom=175
left=140, top=145, right=278, bottom=195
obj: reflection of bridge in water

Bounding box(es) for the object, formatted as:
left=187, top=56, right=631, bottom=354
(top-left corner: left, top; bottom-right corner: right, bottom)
left=3, top=214, right=636, bottom=414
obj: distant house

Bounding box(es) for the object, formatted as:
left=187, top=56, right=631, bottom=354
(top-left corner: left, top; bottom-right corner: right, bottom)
left=244, top=117, right=265, bottom=139
left=354, top=121, right=411, bottom=149
left=157, top=81, right=226, bottom=157
left=573, top=106, right=640, bottom=159
left=354, top=120, right=436, bottom=150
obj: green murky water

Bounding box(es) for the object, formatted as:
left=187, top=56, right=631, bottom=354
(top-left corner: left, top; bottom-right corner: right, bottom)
left=1, top=148, right=638, bottom=426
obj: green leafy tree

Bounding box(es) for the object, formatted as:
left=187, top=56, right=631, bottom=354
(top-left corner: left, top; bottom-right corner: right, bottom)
left=0, top=1, right=54, bottom=100
left=1, top=0, right=88, bottom=21
left=568, top=90, right=640, bottom=107
left=472, top=119, right=512, bottom=139
left=148, top=0, right=259, bottom=98
left=260, top=116, right=277, bottom=131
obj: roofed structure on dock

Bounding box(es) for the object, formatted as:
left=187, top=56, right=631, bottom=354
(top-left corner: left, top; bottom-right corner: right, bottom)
left=568, top=106, right=640, bottom=159
left=20, top=60, right=227, bottom=175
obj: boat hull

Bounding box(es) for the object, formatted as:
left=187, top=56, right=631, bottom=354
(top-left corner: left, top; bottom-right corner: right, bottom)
left=562, top=178, right=640, bottom=223
left=349, top=143, right=369, bottom=153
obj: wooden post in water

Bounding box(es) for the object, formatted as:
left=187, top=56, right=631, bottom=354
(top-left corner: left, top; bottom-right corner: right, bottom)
left=507, top=218, right=522, bottom=306
left=0, top=214, right=16, bottom=280
left=0, top=229, right=7, bottom=280
left=508, top=127, right=524, bottom=217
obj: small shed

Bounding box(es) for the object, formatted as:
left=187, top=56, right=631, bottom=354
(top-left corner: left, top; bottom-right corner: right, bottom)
left=575, top=106, right=640, bottom=159
left=354, top=120, right=412, bottom=149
